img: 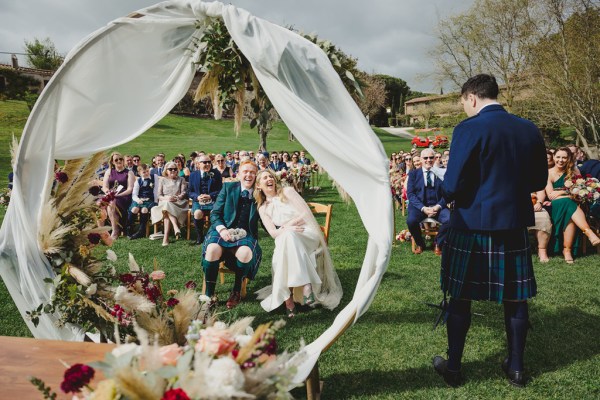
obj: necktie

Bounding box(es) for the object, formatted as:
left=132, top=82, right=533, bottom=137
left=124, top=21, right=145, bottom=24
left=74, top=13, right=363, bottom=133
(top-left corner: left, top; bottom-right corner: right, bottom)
left=426, top=170, right=433, bottom=187
left=241, top=189, right=249, bottom=199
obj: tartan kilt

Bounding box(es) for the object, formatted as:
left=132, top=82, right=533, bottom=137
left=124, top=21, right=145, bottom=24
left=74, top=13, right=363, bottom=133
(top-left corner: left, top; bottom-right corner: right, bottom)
left=202, top=230, right=262, bottom=280
left=440, top=228, right=536, bottom=303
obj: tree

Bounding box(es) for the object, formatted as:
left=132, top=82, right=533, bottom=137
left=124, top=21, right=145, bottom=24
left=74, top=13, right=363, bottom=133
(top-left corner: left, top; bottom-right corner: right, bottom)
left=528, top=0, right=600, bottom=157
left=431, top=0, right=537, bottom=110
left=357, top=74, right=386, bottom=121
left=24, top=37, right=63, bottom=70
left=193, top=18, right=363, bottom=151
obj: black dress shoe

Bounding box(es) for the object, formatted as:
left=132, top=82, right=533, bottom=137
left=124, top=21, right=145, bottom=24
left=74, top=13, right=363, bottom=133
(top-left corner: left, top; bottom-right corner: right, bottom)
left=501, top=357, right=526, bottom=388
left=433, top=356, right=462, bottom=387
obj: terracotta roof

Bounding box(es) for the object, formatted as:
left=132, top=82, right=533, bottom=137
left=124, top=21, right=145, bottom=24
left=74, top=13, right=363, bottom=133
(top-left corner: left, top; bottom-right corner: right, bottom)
left=0, top=63, right=54, bottom=76
left=405, top=93, right=459, bottom=104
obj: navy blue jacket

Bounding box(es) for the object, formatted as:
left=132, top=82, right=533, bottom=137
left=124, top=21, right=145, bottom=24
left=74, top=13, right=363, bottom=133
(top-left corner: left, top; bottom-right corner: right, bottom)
left=580, top=160, right=600, bottom=180
left=188, top=169, right=223, bottom=203
left=442, top=104, right=547, bottom=230
left=269, top=161, right=286, bottom=172
left=407, top=168, right=446, bottom=212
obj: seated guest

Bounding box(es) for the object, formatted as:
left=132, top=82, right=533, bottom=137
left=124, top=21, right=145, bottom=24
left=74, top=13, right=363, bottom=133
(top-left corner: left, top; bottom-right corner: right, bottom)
left=102, top=152, right=135, bottom=240
left=128, top=164, right=156, bottom=240
left=289, top=153, right=303, bottom=169
left=150, top=154, right=165, bottom=177
left=256, top=153, right=270, bottom=171
left=225, top=151, right=235, bottom=169
left=546, top=150, right=555, bottom=169
left=528, top=190, right=552, bottom=262
left=150, top=161, right=188, bottom=246
left=547, top=147, right=600, bottom=263
left=214, top=153, right=234, bottom=180
left=406, top=148, right=449, bottom=255
left=299, top=150, right=311, bottom=165
left=174, top=156, right=190, bottom=181
left=132, top=155, right=141, bottom=176
left=189, top=155, right=223, bottom=244
left=282, top=152, right=292, bottom=169
left=248, top=150, right=256, bottom=162
left=187, top=151, right=198, bottom=171
left=579, top=158, right=600, bottom=180
left=201, top=161, right=261, bottom=309
left=269, top=152, right=286, bottom=171
left=412, top=154, right=422, bottom=169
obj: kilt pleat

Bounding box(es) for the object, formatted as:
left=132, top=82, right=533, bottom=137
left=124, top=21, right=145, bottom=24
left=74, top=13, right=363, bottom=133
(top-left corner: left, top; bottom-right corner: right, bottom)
left=440, top=228, right=536, bottom=303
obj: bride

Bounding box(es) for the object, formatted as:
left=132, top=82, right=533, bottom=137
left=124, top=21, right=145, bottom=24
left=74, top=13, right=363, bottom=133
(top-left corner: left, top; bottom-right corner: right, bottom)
left=254, top=169, right=343, bottom=317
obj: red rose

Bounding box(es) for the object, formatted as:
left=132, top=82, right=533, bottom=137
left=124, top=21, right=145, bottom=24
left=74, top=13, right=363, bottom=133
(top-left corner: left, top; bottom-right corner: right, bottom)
left=88, top=186, right=102, bottom=196
left=119, top=273, right=135, bottom=284
left=167, top=297, right=180, bottom=308
left=60, top=363, right=95, bottom=393
left=87, top=233, right=101, bottom=245
left=184, top=280, right=197, bottom=289
left=162, top=388, right=190, bottom=400
left=55, top=171, right=68, bottom=183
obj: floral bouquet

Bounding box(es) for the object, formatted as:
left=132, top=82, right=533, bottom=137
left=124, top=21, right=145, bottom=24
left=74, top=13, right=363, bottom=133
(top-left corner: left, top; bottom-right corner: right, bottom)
left=31, top=317, right=305, bottom=400
left=396, top=229, right=412, bottom=242
left=389, top=169, right=404, bottom=198
left=0, top=188, right=11, bottom=210
left=564, top=174, right=600, bottom=204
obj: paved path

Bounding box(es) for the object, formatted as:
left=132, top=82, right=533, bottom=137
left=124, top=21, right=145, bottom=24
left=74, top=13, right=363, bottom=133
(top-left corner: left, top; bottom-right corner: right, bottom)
left=380, top=127, right=414, bottom=139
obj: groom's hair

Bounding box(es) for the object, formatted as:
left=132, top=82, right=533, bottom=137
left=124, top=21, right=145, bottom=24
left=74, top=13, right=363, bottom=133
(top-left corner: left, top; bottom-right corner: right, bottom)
left=461, top=74, right=499, bottom=100
left=239, top=159, right=258, bottom=171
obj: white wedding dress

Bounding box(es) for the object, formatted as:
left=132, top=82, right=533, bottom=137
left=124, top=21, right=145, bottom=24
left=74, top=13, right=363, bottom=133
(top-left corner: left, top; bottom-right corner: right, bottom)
left=257, top=187, right=343, bottom=312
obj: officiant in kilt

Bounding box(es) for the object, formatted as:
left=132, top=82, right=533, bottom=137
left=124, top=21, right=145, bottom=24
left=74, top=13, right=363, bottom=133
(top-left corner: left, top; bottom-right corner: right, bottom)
left=201, top=160, right=262, bottom=310
left=433, top=75, right=548, bottom=388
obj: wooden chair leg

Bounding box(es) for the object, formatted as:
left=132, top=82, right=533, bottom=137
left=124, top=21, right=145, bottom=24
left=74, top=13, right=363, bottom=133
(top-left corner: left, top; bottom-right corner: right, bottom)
left=241, top=277, right=248, bottom=299
left=187, top=210, right=191, bottom=241
left=306, top=361, right=323, bottom=400
left=202, top=275, right=207, bottom=295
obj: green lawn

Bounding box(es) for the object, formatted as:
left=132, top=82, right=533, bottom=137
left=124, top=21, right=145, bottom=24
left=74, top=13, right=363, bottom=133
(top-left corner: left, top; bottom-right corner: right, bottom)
left=1, top=101, right=599, bottom=399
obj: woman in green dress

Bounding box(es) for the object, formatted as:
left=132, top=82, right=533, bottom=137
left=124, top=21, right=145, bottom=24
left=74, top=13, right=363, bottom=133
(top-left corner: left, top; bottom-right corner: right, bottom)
left=546, top=147, right=600, bottom=263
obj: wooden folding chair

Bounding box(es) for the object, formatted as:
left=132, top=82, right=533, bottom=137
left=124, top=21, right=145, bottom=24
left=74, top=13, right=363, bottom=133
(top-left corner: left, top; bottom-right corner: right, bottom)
left=307, top=202, right=332, bottom=243
left=411, top=217, right=440, bottom=252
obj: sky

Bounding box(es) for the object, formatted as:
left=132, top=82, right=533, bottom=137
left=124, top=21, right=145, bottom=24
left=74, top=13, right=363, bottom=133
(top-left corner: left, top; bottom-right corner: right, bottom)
left=0, top=0, right=474, bottom=93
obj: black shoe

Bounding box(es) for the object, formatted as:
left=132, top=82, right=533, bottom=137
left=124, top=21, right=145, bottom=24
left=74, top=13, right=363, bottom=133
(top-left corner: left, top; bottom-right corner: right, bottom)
left=129, top=230, right=144, bottom=240
left=501, top=358, right=526, bottom=387
left=195, top=235, right=204, bottom=245
left=433, top=356, right=462, bottom=387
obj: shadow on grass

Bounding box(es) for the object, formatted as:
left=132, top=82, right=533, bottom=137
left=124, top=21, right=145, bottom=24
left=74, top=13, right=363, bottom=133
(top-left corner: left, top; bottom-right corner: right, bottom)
left=317, top=306, right=600, bottom=398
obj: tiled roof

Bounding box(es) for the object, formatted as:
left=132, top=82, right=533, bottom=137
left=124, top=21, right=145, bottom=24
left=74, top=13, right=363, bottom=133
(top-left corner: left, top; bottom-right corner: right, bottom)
left=0, top=63, right=54, bottom=76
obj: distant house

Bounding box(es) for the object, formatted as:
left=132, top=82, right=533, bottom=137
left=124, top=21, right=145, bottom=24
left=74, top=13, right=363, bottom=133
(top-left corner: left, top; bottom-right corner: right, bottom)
left=0, top=54, right=54, bottom=95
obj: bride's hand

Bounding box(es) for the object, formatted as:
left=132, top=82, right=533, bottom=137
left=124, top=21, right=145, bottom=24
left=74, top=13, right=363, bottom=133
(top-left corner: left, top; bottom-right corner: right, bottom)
left=285, top=225, right=304, bottom=232
left=287, top=217, right=305, bottom=227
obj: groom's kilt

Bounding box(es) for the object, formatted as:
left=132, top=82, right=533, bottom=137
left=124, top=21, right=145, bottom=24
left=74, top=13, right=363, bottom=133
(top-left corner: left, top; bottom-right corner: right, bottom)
left=202, top=230, right=262, bottom=280
left=440, top=227, right=536, bottom=303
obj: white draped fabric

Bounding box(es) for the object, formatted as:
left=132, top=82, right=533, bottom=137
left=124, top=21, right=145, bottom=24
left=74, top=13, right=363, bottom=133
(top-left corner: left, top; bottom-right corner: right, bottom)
left=0, top=0, right=393, bottom=380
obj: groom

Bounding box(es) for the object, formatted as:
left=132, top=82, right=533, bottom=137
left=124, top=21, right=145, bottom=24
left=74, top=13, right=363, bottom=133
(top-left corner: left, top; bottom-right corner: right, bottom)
left=201, top=160, right=262, bottom=309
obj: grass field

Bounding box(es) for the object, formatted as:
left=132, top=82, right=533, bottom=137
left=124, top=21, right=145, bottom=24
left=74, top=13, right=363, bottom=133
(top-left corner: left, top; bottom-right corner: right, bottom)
left=1, top=100, right=599, bottom=399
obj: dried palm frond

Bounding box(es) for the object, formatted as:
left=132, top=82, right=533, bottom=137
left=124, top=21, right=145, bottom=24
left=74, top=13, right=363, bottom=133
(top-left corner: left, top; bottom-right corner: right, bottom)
left=82, top=297, right=117, bottom=323
left=114, top=286, right=155, bottom=314
left=235, top=322, right=271, bottom=365
left=113, top=367, right=164, bottom=400
left=55, top=151, right=106, bottom=214
left=135, top=312, right=175, bottom=346
left=193, top=69, right=219, bottom=103
left=83, top=261, right=103, bottom=275
left=66, top=264, right=92, bottom=286
left=10, top=135, right=19, bottom=169
left=172, top=290, right=201, bottom=345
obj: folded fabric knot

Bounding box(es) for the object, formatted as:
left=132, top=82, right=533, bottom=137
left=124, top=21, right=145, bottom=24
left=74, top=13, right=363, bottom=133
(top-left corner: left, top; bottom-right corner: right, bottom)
left=241, top=189, right=250, bottom=199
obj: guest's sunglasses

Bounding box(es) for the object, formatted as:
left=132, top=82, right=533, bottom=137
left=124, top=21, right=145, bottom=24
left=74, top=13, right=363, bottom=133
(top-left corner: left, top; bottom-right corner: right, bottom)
left=422, top=156, right=434, bottom=160
left=114, top=157, right=124, bottom=162
left=199, top=161, right=211, bottom=164
left=167, top=168, right=177, bottom=171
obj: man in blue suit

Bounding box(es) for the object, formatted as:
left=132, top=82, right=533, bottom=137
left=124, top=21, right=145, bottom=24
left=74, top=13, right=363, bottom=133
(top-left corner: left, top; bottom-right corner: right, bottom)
left=269, top=152, right=286, bottom=171
left=188, top=155, right=222, bottom=245
left=406, top=148, right=449, bottom=255
left=201, top=160, right=261, bottom=309
left=432, top=75, right=547, bottom=388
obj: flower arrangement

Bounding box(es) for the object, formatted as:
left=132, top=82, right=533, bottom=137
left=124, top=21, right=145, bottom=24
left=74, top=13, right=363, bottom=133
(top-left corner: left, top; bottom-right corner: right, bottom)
left=564, top=174, right=600, bottom=204
left=29, top=153, right=206, bottom=344
left=389, top=168, right=404, bottom=198
left=31, top=317, right=305, bottom=400
left=396, top=229, right=412, bottom=242
left=0, top=188, right=11, bottom=210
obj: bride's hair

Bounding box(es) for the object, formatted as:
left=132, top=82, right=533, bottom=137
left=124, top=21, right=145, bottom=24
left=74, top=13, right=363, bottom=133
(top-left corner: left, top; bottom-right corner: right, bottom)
left=254, top=169, right=287, bottom=208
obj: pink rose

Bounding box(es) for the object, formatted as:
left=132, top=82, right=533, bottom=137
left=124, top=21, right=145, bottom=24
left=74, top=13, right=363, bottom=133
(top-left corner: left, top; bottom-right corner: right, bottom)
left=150, top=270, right=166, bottom=280
left=159, top=343, right=183, bottom=366
left=564, top=180, right=573, bottom=188
left=195, top=325, right=237, bottom=356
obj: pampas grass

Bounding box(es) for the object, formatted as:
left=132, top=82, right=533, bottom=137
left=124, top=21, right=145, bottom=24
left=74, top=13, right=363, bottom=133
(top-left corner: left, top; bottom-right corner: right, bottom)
left=67, top=264, right=92, bottom=286
left=172, top=289, right=202, bottom=345
left=114, top=286, right=155, bottom=314
left=38, top=199, right=73, bottom=254
left=135, top=311, right=176, bottom=346
left=10, top=134, right=18, bottom=168
left=82, top=297, right=117, bottom=323
left=113, top=366, right=164, bottom=400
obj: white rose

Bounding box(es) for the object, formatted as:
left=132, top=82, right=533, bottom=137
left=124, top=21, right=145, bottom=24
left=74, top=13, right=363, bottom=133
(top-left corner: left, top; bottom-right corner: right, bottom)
left=576, top=178, right=585, bottom=185
left=204, top=357, right=245, bottom=396
left=572, top=188, right=580, bottom=195
left=593, top=192, right=600, bottom=200
left=579, top=189, right=588, bottom=196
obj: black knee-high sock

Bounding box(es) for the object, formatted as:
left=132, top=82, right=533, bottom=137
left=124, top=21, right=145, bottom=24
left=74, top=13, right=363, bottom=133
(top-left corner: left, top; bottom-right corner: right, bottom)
left=504, top=301, right=529, bottom=371
left=193, top=218, right=204, bottom=241
left=446, top=298, right=472, bottom=371
left=233, top=259, right=252, bottom=292
left=137, top=213, right=149, bottom=235
left=127, top=212, right=137, bottom=235
left=202, top=259, right=220, bottom=297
